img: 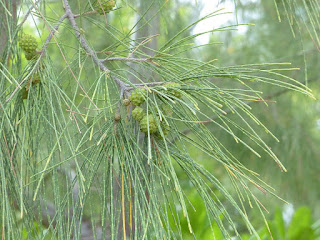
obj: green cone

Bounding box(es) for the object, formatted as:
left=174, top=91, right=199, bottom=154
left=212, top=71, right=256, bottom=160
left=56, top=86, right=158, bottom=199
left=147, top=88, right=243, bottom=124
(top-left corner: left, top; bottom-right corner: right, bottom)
left=20, top=34, right=38, bottom=53
left=129, top=88, right=147, bottom=106
left=164, top=82, right=182, bottom=98
left=140, top=114, right=158, bottom=133
left=94, top=0, right=116, bottom=15
left=132, top=107, right=145, bottom=122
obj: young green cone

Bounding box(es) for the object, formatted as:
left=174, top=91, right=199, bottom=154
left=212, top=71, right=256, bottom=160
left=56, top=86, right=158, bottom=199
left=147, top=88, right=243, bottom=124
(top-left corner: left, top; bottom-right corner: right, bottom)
left=140, top=114, right=158, bottom=133
left=20, top=34, right=38, bottom=53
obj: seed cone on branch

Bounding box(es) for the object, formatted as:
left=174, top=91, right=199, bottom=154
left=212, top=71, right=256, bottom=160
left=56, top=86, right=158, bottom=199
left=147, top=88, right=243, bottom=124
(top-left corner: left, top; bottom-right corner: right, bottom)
left=132, top=107, right=145, bottom=122
left=122, top=99, right=131, bottom=106
left=163, top=82, right=182, bottom=99
left=140, top=114, right=158, bottom=133
left=114, top=113, right=121, bottom=121
left=25, top=51, right=39, bottom=61
left=129, top=88, right=147, bottom=106
left=20, top=34, right=38, bottom=53
left=94, top=0, right=116, bottom=15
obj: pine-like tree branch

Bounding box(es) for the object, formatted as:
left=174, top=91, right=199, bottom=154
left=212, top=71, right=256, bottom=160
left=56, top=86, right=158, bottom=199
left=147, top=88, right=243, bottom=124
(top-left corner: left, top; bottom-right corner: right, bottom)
left=5, top=13, right=67, bottom=103
left=74, top=10, right=97, bottom=19
left=18, top=0, right=42, bottom=28
left=101, top=56, right=159, bottom=66
left=40, top=14, right=68, bottom=57
left=172, top=78, right=316, bottom=144
left=63, top=0, right=127, bottom=91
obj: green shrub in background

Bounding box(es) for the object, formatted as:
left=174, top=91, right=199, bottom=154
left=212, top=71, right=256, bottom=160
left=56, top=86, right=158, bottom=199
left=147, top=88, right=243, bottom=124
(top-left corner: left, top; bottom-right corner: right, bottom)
left=241, top=207, right=320, bottom=240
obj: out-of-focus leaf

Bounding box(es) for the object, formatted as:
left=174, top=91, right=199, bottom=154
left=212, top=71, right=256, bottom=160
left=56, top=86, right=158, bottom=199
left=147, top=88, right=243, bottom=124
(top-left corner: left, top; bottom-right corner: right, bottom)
left=312, top=219, right=320, bottom=240
left=288, top=207, right=315, bottom=240
left=272, top=208, right=285, bottom=239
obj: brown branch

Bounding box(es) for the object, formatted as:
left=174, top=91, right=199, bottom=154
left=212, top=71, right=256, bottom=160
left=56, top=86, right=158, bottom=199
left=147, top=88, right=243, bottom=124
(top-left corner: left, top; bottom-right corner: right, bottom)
left=101, top=57, right=160, bottom=66
left=63, top=0, right=127, bottom=91
left=39, top=14, right=68, bottom=57
left=6, top=13, right=67, bottom=103
left=17, top=0, right=42, bottom=28
left=3, top=133, right=16, bottom=177
left=34, top=4, right=99, bottom=109
left=73, top=10, right=97, bottom=18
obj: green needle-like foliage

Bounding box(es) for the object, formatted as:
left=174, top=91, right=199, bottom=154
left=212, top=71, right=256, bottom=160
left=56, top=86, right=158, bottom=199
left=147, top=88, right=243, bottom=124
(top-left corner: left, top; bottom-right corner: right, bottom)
left=0, top=0, right=317, bottom=239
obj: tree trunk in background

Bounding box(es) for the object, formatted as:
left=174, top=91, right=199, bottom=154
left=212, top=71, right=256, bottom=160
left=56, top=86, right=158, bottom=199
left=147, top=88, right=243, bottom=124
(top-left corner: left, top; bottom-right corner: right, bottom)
left=129, top=0, right=163, bottom=85
left=117, top=0, right=164, bottom=238
left=0, top=0, right=18, bottom=58
left=135, top=0, right=162, bottom=57
left=0, top=1, right=9, bottom=57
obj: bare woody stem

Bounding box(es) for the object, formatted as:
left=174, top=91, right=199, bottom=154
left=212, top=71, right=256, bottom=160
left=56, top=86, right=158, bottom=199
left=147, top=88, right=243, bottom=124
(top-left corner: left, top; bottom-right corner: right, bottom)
left=74, top=10, right=97, bottom=18
left=9, top=0, right=165, bottom=104
left=63, top=0, right=166, bottom=92
left=101, top=57, right=160, bottom=66
left=63, top=0, right=128, bottom=91
left=40, top=14, right=68, bottom=57
left=18, top=0, right=42, bottom=28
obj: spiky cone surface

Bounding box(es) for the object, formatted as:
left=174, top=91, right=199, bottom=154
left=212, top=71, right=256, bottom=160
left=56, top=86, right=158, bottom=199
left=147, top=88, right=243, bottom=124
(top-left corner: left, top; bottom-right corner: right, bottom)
left=114, top=113, right=121, bottom=121
left=123, top=99, right=131, bottom=106
left=25, top=51, right=38, bottom=61
left=164, top=82, right=182, bottom=99
left=114, top=113, right=121, bottom=122
left=20, top=34, right=38, bottom=53
left=132, top=107, right=145, bottom=122
left=94, top=0, right=115, bottom=15
left=140, top=114, right=158, bottom=133
left=129, top=88, right=147, bottom=106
